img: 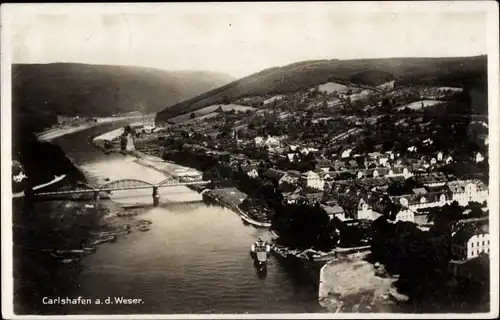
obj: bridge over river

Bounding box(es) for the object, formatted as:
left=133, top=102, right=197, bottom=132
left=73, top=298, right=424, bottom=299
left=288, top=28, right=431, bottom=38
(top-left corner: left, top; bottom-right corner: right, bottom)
left=13, top=177, right=210, bottom=206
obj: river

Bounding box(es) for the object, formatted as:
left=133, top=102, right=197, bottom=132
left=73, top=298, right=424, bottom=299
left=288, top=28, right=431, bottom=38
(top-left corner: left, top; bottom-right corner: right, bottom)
left=19, top=121, right=324, bottom=315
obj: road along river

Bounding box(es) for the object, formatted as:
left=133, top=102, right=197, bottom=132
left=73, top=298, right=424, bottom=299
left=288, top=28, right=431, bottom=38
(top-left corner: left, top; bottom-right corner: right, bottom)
left=19, top=121, right=324, bottom=315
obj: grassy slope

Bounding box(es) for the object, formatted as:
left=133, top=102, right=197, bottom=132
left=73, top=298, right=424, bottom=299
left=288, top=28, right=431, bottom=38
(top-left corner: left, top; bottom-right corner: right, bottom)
left=156, top=55, right=487, bottom=121
left=12, top=63, right=235, bottom=120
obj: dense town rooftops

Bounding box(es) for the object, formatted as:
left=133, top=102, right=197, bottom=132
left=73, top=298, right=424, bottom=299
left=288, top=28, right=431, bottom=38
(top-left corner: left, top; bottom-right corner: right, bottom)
left=262, top=168, right=287, bottom=181
left=415, top=172, right=448, bottom=185
left=240, top=165, right=258, bottom=173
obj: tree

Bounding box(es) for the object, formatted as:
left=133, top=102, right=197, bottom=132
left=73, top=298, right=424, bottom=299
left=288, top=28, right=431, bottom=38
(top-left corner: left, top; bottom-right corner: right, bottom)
left=427, top=201, right=463, bottom=233
left=190, top=112, right=196, bottom=119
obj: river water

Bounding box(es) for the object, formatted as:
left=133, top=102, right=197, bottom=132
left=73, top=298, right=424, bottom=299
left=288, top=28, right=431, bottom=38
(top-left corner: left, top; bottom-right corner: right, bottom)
left=36, top=121, right=324, bottom=315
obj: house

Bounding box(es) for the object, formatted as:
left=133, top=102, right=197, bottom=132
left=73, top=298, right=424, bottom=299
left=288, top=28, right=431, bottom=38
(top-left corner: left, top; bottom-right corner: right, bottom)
left=407, top=146, right=418, bottom=153
left=393, top=191, right=452, bottom=211
left=302, top=188, right=324, bottom=204
left=287, top=153, right=299, bottom=162
left=412, top=188, right=428, bottom=195
left=322, top=203, right=347, bottom=221
left=378, top=157, right=390, bottom=166
left=282, top=186, right=306, bottom=204
left=254, top=136, right=264, bottom=146
left=241, top=165, right=259, bottom=179
left=278, top=171, right=300, bottom=185
left=300, top=170, right=325, bottom=190
left=316, top=159, right=332, bottom=173
left=451, top=226, right=490, bottom=260
left=436, top=151, right=444, bottom=162
left=262, top=168, right=287, bottom=183
left=300, top=147, right=319, bottom=156
left=448, top=180, right=489, bottom=206
left=348, top=160, right=359, bottom=169
left=264, top=136, right=281, bottom=149
left=142, top=125, right=156, bottom=134
left=415, top=172, right=448, bottom=187
left=356, top=192, right=385, bottom=221
left=395, top=208, right=415, bottom=223
left=318, top=171, right=333, bottom=182
left=341, top=149, right=352, bottom=159
left=357, top=171, right=364, bottom=179
left=476, top=152, right=485, bottom=163
left=278, top=182, right=298, bottom=200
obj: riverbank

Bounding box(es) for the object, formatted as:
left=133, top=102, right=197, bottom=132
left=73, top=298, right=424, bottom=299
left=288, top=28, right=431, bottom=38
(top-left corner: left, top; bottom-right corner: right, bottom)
left=318, top=251, right=403, bottom=313
left=37, top=115, right=144, bottom=142
left=13, top=120, right=159, bottom=314
left=206, top=188, right=272, bottom=228
left=121, top=147, right=273, bottom=228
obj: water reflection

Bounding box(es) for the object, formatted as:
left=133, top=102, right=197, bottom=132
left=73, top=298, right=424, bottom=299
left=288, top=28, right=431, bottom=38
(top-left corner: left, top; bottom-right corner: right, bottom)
left=37, top=124, right=324, bottom=314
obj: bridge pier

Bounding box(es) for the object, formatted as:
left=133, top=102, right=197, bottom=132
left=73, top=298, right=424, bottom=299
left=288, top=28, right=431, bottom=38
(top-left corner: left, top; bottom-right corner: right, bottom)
left=152, top=186, right=160, bottom=207
left=93, top=190, right=100, bottom=201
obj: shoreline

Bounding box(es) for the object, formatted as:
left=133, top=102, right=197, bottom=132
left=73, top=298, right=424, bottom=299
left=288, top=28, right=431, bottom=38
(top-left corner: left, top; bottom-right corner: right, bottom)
left=318, top=251, right=403, bottom=313
left=125, top=148, right=273, bottom=228
left=36, top=115, right=145, bottom=142
left=205, top=190, right=272, bottom=228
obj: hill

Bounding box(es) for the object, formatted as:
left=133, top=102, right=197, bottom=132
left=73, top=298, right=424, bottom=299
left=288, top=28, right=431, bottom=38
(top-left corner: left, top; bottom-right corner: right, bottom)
left=156, top=55, right=487, bottom=122
left=12, top=63, right=235, bottom=120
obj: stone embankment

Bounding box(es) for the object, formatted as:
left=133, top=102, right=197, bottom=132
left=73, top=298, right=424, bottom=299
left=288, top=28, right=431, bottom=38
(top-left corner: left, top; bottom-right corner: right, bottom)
left=318, top=251, right=407, bottom=313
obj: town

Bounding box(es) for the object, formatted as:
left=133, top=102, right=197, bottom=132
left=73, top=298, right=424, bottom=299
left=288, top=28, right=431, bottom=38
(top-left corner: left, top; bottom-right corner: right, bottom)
left=95, top=77, right=491, bottom=309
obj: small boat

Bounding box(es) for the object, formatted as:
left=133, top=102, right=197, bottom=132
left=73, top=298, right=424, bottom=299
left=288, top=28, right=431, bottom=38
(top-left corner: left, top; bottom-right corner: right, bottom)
left=250, top=238, right=271, bottom=271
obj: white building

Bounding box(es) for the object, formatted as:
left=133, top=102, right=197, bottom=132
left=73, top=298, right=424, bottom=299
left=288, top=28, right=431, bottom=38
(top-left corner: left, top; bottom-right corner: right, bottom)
left=254, top=136, right=264, bottom=146
left=451, top=229, right=490, bottom=260
left=300, top=170, right=324, bottom=190
left=437, top=151, right=444, bottom=162
left=300, top=147, right=319, bottom=156
left=279, top=172, right=300, bottom=185
left=476, top=152, right=485, bottom=163
left=341, top=149, right=352, bottom=159
left=395, top=208, right=415, bottom=223
left=240, top=165, right=259, bottom=178
left=357, top=197, right=384, bottom=221
left=264, top=136, right=281, bottom=149
left=448, top=180, right=489, bottom=206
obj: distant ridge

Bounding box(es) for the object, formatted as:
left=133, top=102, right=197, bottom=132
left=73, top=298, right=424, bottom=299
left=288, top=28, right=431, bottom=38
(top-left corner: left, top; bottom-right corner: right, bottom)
left=155, top=55, right=487, bottom=122
left=12, top=63, right=235, bottom=120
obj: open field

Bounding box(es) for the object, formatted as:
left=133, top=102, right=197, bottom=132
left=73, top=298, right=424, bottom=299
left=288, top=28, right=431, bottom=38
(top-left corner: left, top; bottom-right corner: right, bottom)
left=317, top=82, right=349, bottom=94
left=169, top=104, right=256, bottom=123
left=397, top=100, right=443, bottom=111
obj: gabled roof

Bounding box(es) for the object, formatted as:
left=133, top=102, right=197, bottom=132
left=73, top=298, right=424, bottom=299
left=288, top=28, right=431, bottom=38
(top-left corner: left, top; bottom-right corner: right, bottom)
left=303, top=170, right=320, bottom=178
left=287, top=170, right=302, bottom=178
left=302, top=187, right=324, bottom=197
left=323, top=204, right=345, bottom=215
left=452, top=225, right=489, bottom=245
left=262, top=168, right=286, bottom=181
left=278, top=181, right=298, bottom=195
left=391, top=191, right=452, bottom=206
left=241, top=165, right=258, bottom=173
left=317, top=159, right=332, bottom=167
left=412, top=188, right=428, bottom=195
left=415, top=172, right=448, bottom=185
left=348, top=160, right=359, bottom=168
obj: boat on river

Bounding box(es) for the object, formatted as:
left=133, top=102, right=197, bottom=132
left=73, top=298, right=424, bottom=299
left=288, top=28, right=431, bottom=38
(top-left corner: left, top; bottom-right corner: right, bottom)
left=250, top=238, right=270, bottom=271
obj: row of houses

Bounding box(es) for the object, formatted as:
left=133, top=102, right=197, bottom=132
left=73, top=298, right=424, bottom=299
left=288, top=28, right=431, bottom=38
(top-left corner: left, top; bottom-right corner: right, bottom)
left=328, top=178, right=488, bottom=224
left=238, top=159, right=488, bottom=226
left=392, top=180, right=489, bottom=223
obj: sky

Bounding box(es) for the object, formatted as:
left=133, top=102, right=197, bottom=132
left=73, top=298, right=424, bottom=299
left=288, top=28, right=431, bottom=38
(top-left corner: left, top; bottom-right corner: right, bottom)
left=6, top=2, right=490, bottom=79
